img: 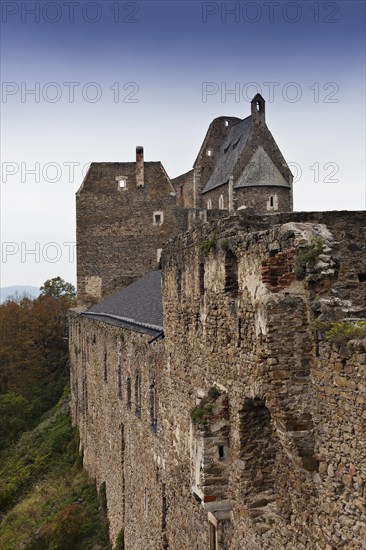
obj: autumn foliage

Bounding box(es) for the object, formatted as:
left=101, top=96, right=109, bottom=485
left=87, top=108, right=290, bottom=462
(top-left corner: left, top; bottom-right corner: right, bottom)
left=0, top=278, right=75, bottom=448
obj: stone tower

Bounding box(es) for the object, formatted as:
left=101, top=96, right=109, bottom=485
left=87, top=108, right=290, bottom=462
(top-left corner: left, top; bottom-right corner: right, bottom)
left=76, top=147, right=188, bottom=306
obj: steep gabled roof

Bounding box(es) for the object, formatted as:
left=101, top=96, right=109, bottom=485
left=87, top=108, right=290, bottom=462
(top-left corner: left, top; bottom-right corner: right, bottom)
left=81, top=270, right=163, bottom=336
left=202, top=116, right=252, bottom=193
left=76, top=162, right=175, bottom=195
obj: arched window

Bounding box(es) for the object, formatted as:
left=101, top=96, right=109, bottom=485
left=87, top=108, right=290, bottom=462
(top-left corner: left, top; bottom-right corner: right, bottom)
left=207, top=199, right=212, bottom=210
left=219, top=194, right=224, bottom=209
left=267, top=194, right=278, bottom=211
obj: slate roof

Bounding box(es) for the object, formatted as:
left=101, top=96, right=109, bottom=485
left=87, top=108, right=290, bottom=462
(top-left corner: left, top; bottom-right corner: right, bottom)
left=81, top=270, right=163, bottom=336
left=202, top=116, right=253, bottom=193
left=234, top=146, right=290, bottom=189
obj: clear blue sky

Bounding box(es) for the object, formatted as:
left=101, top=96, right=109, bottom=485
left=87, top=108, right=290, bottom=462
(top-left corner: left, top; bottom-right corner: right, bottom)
left=1, top=0, right=365, bottom=286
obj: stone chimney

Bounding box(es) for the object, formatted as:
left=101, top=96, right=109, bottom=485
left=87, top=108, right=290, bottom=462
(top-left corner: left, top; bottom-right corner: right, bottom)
left=251, top=93, right=265, bottom=126
left=136, top=146, right=144, bottom=188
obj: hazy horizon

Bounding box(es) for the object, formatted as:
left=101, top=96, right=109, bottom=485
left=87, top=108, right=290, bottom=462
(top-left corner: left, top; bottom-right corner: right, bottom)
left=1, top=0, right=365, bottom=287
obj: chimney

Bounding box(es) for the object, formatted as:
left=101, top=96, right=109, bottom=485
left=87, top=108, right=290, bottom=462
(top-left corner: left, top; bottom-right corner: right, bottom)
left=136, top=146, right=144, bottom=188
left=251, top=94, right=265, bottom=126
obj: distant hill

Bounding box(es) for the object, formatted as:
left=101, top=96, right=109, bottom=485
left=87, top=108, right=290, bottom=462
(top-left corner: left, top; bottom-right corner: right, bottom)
left=0, top=286, right=40, bottom=303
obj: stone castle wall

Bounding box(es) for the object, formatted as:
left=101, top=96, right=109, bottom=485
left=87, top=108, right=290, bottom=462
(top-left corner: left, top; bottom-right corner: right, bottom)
left=70, top=210, right=366, bottom=549
left=234, top=185, right=292, bottom=213
left=201, top=184, right=292, bottom=214
left=172, top=169, right=194, bottom=208
left=69, top=315, right=169, bottom=547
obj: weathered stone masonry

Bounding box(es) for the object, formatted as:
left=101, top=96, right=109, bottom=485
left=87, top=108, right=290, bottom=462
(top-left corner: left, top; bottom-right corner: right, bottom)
left=76, top=152, right=189, bottom=306
left=70, top=210, right=366, bottom=549
left=70, top=316, right=168, bottom=547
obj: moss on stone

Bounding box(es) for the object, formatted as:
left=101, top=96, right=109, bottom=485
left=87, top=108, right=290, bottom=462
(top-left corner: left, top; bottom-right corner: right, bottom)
left=115, top=528, right=125, bottom=549
left=200, top=233, right=217, bottom=256
left=314, top=320, right=366, bottom=343
left=191, top=387, right=220, bottom=427
left=295, top=237, right=323, bottom=279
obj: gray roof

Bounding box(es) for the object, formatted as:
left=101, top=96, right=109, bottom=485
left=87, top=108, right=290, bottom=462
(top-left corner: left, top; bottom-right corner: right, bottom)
left=202, top=116, right=252, bottom=193
left=82, top=270, right=163, bottom=335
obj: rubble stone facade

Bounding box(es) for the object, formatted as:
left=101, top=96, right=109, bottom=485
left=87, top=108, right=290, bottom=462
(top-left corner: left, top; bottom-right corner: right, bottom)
left=70, top=210, right=366, bottom=549
left=76, top=153, right=189, bottom=306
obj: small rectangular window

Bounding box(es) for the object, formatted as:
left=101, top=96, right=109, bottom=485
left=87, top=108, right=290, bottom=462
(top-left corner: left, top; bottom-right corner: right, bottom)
left=116, top=176, right=127, bottom=190
left=153, top=211, right=164, bottom=226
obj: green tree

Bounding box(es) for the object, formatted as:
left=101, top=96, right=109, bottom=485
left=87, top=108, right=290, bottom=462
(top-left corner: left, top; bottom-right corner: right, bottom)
left=39, top=277, right=76, bottom=303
